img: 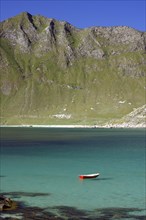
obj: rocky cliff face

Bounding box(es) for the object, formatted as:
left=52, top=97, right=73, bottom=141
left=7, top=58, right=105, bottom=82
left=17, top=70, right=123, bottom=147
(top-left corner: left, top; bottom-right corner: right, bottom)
left=0, top=12, right=146, bottom=125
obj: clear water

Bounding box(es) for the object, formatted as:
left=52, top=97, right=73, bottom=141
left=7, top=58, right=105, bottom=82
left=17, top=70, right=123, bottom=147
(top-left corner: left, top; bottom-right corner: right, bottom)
left=0, top=128, right=145, bottom=213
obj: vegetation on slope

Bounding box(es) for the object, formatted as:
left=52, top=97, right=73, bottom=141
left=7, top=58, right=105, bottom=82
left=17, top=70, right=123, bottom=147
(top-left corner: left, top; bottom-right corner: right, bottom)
left=0, top=12, right=146, bottom=125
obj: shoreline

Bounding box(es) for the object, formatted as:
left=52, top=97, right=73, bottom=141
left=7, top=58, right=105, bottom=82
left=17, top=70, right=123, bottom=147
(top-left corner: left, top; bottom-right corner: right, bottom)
left=0, top=124, right=145, bottom=128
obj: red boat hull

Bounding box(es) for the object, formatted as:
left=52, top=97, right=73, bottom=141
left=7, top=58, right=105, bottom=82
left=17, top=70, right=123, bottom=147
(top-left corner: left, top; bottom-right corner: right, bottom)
left=79, top=173, right=99, bottom=179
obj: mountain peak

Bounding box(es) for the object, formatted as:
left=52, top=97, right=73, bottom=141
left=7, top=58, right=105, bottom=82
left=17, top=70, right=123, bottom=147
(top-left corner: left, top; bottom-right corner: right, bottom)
left=20, top=11, right=32, bottom=16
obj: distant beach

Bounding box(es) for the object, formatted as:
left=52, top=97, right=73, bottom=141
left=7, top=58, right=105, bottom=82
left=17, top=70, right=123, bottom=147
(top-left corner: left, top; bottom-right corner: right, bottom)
left=0, top=124, right=145, bottom=128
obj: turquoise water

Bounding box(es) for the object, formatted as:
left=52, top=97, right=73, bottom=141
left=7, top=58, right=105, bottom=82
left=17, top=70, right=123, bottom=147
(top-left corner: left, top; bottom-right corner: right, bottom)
left=0, top=128, right=145, bottom=215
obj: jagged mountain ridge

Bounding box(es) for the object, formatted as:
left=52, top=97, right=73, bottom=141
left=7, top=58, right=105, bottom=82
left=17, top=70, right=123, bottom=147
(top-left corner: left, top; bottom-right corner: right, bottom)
left=0, top=12, right=146, bottom=125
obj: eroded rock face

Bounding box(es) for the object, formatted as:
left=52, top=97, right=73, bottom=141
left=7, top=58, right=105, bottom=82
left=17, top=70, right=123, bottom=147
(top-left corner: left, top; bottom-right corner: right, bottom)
left=0, top=13, right=38, bottom=52
left=1, top=12, right=145, bottom=60
left=93, top=26, right=145, bottom=48
left=1, top=13, right=145, bottom=74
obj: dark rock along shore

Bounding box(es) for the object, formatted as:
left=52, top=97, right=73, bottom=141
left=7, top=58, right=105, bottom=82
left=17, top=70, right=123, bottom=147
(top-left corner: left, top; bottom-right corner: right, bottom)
left=0, top=193, right=145, bottom=220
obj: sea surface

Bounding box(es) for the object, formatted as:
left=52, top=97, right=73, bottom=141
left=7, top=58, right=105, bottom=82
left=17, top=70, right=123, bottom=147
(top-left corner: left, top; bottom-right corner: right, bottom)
left=0, top=127, right=145, bottom=219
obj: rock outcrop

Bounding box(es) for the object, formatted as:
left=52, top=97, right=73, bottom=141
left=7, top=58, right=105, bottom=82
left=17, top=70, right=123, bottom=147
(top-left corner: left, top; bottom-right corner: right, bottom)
left=0, top=196, right=12, bottom=211
left=105, top=105, right=146, bottom=128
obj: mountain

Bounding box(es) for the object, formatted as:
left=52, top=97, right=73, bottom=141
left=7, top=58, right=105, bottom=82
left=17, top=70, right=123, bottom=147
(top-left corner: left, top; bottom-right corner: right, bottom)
left=0, top=12, right=146, bottom=126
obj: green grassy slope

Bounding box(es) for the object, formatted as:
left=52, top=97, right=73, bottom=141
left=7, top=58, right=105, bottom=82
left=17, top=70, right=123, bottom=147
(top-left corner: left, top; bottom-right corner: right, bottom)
left=0, top=13, right=145, bottom=125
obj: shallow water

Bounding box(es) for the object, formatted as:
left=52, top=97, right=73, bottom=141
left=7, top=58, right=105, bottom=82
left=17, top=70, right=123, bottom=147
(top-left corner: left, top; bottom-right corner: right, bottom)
left=0, top=128, right=145, bottom=217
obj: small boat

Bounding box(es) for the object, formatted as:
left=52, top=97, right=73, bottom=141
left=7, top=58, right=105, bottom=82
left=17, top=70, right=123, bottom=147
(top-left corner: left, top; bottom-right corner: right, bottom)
left=79, top=172, right=100, bottom=179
